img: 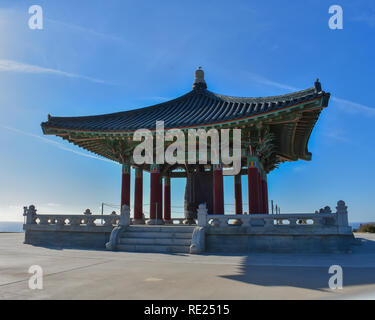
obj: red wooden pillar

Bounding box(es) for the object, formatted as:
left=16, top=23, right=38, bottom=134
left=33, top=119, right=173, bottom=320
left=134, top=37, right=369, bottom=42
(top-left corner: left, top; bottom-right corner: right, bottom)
left=234, top=174, right=243, bottom=214
left=158, top=176, right=163, bottom=220
left=263, top=174, right=269, bottom=214
left=121, top=163, right=131, bottom=209
left=213, top=164, right=224, bottom=214
left=149, top=164, right=160, bottom=221
left=133, top=168, right=144, bottom=223
left=257, top=170, right=264, bottom=213
left=247, top=157, right=261, bottom=214
left=164, top=176, right=171, bottom=222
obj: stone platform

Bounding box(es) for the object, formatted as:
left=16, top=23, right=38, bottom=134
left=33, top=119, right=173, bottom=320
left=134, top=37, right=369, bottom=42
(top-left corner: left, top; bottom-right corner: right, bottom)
left=23, top=201, right=354, bottom=254
left=1, top=233, right=375, bottom=300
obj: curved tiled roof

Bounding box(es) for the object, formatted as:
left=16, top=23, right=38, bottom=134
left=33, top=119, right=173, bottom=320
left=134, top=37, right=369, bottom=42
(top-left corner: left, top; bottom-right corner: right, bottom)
left=41, top=85, right=329, bottom=133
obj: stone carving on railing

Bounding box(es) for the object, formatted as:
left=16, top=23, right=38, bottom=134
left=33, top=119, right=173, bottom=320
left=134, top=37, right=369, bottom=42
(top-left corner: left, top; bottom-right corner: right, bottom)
left=103, top=211, right=118, bottom=226
left=316, top=206, right=332, bottom=214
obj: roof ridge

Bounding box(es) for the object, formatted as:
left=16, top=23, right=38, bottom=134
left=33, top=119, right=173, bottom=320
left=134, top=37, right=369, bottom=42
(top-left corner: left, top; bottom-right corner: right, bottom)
left=208, top=87, right=317, bottom=102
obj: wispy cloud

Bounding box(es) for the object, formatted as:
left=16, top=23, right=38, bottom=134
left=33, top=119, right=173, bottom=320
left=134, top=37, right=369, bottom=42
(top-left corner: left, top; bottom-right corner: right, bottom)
left=246, top=72, right=375, bottom=116
left=46, top=203, right=62, bottom=207
left=293, top=165, right=307, bottom=173
left=0, top=125, right=113, bottom=163
left=351, top=10, right=375, bottom=28
left=247, top=72, right=299, bottom=92
left=322, top=130, right=352, bottom=144
left=331, top=97, right=375, bottom=117
left=0, top=59, right=108, bottom=84
left=46, top=18, right=128, bottom=45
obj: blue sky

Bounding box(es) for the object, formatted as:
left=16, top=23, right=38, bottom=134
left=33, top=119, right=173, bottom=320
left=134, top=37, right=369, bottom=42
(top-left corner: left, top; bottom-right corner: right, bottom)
left=0, top=0, right=374, bottom=222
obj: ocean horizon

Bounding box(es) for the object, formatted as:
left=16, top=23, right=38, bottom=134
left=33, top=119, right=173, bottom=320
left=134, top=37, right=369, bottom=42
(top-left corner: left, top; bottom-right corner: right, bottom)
left=0, top=221, right=372, bottom=233
left=0, top=221, right=24, bottom=232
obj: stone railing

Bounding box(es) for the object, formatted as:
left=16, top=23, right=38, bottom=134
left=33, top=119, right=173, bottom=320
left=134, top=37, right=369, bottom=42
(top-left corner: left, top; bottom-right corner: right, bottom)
left=23, top=204, right=191, bottom=229
left=23, top=205, right=121, bottom=230
left=195, top=200, right=352, bottom=235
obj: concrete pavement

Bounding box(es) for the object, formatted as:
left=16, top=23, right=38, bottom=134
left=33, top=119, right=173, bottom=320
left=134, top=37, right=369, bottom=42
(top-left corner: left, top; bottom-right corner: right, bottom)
left=1, top=233, right=375, bottom=299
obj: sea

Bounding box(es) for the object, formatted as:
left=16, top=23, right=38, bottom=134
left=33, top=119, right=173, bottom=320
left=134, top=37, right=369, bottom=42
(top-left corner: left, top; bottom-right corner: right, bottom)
left=0, top=221, right=24, bottom=233
left=0, top=221, right=370, bottom=233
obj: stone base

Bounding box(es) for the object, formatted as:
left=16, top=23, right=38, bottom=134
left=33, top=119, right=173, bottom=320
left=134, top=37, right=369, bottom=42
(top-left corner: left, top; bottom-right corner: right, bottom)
left=163, top=219, right=173, bottom=225
left=132, top=219, right=145, bottom=225
left=206, top=228, right=355, bottom=253
left=24, top=229, right=111, bottom=249
left=146, top=219, right=165, bottom=225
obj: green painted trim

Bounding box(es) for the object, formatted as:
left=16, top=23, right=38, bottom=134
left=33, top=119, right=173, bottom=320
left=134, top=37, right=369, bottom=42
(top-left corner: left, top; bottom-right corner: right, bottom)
left=150, top=164, right=160, bottom=173
left=122, top=163, right=130, bottom=174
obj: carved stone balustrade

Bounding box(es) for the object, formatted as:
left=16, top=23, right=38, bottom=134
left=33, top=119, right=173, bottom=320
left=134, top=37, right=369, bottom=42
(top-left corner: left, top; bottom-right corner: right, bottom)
left=24, top=207, right=120, bottom=233
left=196, top=201, right=351, bottom=235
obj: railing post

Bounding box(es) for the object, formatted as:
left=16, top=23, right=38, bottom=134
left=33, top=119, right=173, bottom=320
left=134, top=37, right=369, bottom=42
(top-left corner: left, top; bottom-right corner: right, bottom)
left=264, top=216, right=274, bottom=228
left=191, top=203, right=207, bottom=254
left=197, top=203, right=208, bottom=227
left=106, top=205, right=130, bottom=251
left=24, top=205, right=37, bottom=225
left=336, top=200, right=348, bottom=226
left=71, top=217, right=81, bottom=226
left=119, top=205, right=130, bottom=227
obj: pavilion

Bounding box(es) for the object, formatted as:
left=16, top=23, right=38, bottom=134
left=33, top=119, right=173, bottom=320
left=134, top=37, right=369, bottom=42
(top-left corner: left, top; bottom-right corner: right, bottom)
left=41, top=68, right=330, bottom=225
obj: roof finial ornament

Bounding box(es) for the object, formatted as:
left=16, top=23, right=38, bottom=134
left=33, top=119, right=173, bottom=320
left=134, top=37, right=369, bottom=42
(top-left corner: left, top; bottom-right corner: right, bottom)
left=193, top=66, right=207, bottom=90
left=314, top=78, right=322, bottom=93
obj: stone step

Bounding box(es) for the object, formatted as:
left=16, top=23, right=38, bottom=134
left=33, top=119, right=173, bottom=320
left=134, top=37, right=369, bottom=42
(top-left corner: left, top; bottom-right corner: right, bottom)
left=119, top=237, right=191, bottom=246
left=121, top=231, right=193, bottom=239
left=115, top=225, right=194, bottom=253
left=116, top=244, right=190, bottom=253
left=127, top=226, right=195, bottom=233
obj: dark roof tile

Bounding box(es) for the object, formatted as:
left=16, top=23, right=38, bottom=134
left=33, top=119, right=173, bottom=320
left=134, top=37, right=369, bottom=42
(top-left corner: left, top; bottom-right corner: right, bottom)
left=42, top=86, right=329, bottom=133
